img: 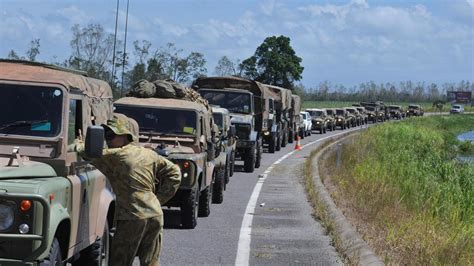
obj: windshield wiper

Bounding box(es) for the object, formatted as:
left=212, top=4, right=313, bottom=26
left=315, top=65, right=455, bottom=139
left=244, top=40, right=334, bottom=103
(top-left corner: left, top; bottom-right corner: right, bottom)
left=0, top=120, right=47, bottom=132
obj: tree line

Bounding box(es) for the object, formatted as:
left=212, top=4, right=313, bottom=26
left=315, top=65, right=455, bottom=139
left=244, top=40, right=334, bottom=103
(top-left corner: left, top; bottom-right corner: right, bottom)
left=4, top=23, right=472, bottom=103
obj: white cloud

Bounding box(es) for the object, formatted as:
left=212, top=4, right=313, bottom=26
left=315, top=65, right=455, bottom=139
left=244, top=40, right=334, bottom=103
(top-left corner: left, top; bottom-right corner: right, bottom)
left=260, top=0, right=277, bottom=15
left=153, top=18, right=189, bottom=37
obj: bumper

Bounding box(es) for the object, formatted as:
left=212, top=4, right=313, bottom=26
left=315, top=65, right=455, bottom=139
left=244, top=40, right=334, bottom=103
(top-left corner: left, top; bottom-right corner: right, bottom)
left=236, top=139, right=256, bottom=149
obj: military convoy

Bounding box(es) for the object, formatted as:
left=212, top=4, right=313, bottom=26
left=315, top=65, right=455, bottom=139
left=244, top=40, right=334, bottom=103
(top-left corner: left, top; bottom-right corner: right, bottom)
left=0, top=60, right=114, bottom=264
left=1, top=59, right=431, bottom=263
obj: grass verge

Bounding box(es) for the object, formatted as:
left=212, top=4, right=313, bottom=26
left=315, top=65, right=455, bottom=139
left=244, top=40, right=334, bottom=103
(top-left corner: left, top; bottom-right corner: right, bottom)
left=322, top=115, right=474, bottom=264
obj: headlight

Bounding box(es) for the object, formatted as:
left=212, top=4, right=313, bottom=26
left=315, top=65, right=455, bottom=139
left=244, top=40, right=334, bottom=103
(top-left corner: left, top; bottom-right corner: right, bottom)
left=0, top=204, right=14, bottom=231
left=316, top=121, right=320, bottom=124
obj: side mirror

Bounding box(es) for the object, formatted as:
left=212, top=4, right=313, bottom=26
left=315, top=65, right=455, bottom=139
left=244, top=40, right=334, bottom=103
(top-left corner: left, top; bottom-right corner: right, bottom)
left=229, top=125, right=236, bottom=138
left=85, top=126, right=104, bottom=158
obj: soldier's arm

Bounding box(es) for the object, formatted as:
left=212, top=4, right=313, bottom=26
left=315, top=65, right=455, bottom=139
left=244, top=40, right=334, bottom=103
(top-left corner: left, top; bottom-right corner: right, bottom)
left=155, top=156, right=181, bottom=204
left=69, top=139, right=120, bottom=175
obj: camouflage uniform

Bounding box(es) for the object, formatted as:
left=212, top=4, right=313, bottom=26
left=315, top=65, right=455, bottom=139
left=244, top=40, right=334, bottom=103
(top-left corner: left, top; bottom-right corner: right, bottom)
left=75, top=116, right=181, bottom=265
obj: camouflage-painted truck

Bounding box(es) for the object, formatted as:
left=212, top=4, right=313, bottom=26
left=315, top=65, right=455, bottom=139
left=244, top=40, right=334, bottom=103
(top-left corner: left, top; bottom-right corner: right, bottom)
left=0, top=60, right=114, bottom=264
left=114, top=88, right=217, bottom=229
left=262, top=85, right=292, bottom=152
left=193, top=77, right=270, bottom=173
left=211, top=106, right=236, bottom=204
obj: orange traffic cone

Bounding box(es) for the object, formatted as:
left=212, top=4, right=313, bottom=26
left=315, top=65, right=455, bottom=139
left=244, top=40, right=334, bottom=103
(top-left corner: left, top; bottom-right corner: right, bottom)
left=294, top=135, right=302, bottom=151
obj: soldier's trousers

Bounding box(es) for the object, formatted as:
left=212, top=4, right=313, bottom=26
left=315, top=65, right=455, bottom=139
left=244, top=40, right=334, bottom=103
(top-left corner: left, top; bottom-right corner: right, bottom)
left=111, top=215, right=163, bottom=266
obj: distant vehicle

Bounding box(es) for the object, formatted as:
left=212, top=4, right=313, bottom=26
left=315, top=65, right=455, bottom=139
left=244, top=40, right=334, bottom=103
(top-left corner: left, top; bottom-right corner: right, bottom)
left=300, top=111, right=312, bottom=136
left=306, top=108, right=328, bottom=134
left=388, top=105, right=404, bottom=119
left=450, top=104, right=464, bottom=114
left=407, top=104, right=424, bottom=117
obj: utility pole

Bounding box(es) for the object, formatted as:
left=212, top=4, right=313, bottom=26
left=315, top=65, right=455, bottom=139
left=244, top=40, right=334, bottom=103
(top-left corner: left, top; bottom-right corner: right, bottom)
left=120, top=0, right=130, bottom=97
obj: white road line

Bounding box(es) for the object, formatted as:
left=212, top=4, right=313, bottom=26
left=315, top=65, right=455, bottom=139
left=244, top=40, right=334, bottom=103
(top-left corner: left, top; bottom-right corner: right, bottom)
left=235, top=128, right=360, bottom=265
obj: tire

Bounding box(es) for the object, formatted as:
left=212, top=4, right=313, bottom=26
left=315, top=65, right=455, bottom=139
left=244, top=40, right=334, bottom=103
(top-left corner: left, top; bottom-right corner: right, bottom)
left=224, top=158, right=230, bottom=185
left=229, top=151, right=235, bottom=177
left=319, top=128, right=323, bottom=134
left=288, top=131, right=294, bottom=143
left=181, top=186, right=199, bottom=229
left=198, top=183, right=212, bottom=217
left=41, top=238, right=62, bottom=266
left=255, top=140, right=262, bottom=168
left=276, top=136, right=281, bottom=151
left=212, top=168, right=225, bottom=204
left=243, top=146, right=256, bottom=173
left=74, top=223, right=110, bottom=266
left=308, top=129, right=312, bottom=136
left=281, top=132, right=288, bottom=147
left=323, top=127, right=327, bottom=134
left=269, top=136, right=276, bottom=153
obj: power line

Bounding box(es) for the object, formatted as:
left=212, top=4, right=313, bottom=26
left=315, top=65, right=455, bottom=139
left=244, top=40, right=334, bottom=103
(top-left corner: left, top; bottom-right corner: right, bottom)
left=111, top=0, right=120, bottom=86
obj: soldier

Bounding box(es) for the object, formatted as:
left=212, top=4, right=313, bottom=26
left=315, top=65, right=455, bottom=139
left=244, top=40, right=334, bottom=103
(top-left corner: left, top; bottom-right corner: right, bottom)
left=74, top=115, right=181, bottom=265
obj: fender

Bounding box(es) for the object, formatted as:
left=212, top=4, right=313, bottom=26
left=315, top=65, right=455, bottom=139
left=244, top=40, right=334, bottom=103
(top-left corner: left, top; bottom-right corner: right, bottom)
left=94, top=188, right=114, bottom=240
left=38, top=203, right=70, bottom=260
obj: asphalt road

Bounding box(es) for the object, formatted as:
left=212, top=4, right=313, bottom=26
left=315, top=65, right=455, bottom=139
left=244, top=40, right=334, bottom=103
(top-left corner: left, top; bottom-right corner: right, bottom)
left=133, top=126, right=364, bottom=265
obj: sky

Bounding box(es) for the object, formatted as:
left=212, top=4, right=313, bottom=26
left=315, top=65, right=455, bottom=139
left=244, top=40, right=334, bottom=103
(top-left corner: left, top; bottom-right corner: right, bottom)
left=0, top=0, right=473, bottom=88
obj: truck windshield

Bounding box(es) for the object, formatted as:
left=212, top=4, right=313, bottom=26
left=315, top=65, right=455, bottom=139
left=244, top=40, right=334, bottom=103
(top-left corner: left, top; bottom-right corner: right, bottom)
left=408, top=105, right=419, bottom=109
left=366, top=106, right=376, bottom=111
left=213, top=113, right=224, bottom=130
left=308, top=111, right=323, bottom=117
left=336, top=110, right=345, bottom=115
left=0, top=84, right=63, bottom=137
left=115, top=105, right=197, bottom=136
left=199, top=90, right=251, bottom=114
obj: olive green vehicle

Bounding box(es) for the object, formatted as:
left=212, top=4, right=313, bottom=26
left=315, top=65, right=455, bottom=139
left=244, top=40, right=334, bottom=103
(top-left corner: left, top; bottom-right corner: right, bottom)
left=211, top=106, right=236, bottom=204
left=355, top=107, right=368, bottom=124
left=407, top=104, right=424, bottom=117
left=194, top=77, right=270, bottom=173
left=346, top=107, right=362, bottom=126
left=0, top=60, right=114, bottom=265
left=388, top=105, right=404, bottom=119
left=114, top=96, right=217, bottom=229
left=306, top=109, right=328, bottom=134
left=334, top=108, right=351, bottom=130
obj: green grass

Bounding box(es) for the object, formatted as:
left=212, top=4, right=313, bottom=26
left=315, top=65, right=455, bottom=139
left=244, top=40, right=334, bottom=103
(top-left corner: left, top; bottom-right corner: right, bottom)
left=302, top=101, right=473, bottom=112
left=330, top=115, right=474, bottom=264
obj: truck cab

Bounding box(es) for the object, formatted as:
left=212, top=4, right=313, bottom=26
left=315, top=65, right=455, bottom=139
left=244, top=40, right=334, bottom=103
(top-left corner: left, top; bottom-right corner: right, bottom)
left=0, top=60, right=114, bottom=265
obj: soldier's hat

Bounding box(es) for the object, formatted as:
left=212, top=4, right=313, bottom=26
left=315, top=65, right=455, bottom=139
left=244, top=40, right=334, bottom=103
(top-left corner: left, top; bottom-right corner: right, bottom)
left=102, top=114, right=135, bottom=142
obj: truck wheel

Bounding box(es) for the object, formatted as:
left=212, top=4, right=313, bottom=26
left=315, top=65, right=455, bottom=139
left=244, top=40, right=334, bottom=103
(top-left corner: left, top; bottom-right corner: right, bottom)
left=276, top=136, right=281, bottom=151
left=224, top=158, right=230, bottom=185
left=281, top=133, right=288, bottom=147
left=243, top=146, right=256, bottom=173
left=212, top=168, right=225, bottom=204
left=198, top=184, right=212, bottom=217
left=73, top=223, right=110, bottom=266
left=41, top=238, right=62, bottom=266
left=255, top=140, right=262, bottom=168
left=181, top=186, right=199, bottom=229
left=288, top=131, right=294, bottom=143
left=269, top=136, right=276, bottom=153
left=229, top=151, right=235, bottom=177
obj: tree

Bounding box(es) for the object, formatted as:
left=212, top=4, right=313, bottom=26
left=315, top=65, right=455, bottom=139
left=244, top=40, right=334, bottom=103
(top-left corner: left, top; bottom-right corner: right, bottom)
left=7, top=50, right=20, bottom=60
left=240, top=35, right=303, bottom=89
left=214, top=56, right=237, bottom=76
left=68, top=24, right=119, bottom=82
left=26, top=38, right=40, bottom=61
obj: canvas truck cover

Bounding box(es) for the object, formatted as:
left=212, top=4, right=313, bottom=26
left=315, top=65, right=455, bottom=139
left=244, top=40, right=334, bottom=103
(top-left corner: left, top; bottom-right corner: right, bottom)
left=262, top=84, right=292, bottom=111
left=291, top=95, right=302, bottom=118
left=193, top=76, right=270, bottom=131
left=0, top=60, right=113, bottom=127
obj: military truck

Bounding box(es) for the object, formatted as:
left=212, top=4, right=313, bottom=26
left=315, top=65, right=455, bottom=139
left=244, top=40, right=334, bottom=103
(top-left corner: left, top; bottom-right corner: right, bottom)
left=361, top=102, right=384, bottom=122
left=306, top=108, right=328, bottom=134
left=193, top=77, right=270, bottom=173
left=114, top=90, right=217, bottom=229
left=261, top=84, right=292, bottom=152
left=211, top=106, right=236, bottom=203
left=335, top=108, right=351, bottom=130
left=0, top=60, right=114, bottom=264
left=355, top=107, right=368, bottom=124
left=346, top=107, right=362, bottom=126
left=388, top=105, right=403, bottom=119
left=289, top=95, right=302, bottom=143
left=407, top=104, right=424, bottom=117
